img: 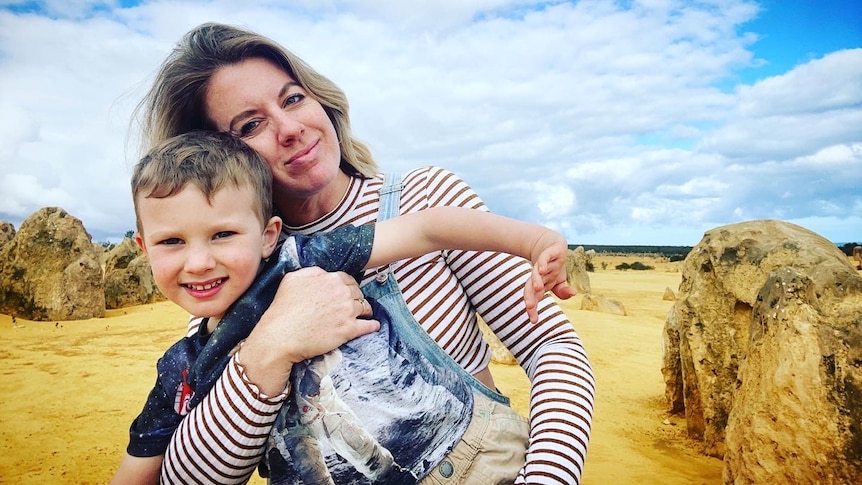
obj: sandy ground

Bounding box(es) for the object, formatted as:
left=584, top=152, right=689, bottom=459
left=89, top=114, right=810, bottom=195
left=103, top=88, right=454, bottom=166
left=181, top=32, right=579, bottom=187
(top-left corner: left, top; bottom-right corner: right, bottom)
left=0, top=255, right=726, bottom=484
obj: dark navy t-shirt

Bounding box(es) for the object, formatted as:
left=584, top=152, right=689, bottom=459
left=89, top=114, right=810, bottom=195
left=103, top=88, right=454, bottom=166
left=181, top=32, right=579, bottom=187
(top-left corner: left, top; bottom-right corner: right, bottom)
left=128, top=223, right=472, bottom=484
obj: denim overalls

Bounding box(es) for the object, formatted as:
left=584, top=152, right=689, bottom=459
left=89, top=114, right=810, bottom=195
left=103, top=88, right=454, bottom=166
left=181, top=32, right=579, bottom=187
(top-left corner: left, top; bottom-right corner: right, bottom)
left=362, top=173, right=511, bottom=406
left=364, top=174, right=529, bottom=485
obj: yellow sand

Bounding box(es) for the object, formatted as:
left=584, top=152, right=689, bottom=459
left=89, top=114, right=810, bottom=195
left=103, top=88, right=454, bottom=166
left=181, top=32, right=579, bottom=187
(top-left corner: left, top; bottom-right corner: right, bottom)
left=0, top=256, right=724, bottom=484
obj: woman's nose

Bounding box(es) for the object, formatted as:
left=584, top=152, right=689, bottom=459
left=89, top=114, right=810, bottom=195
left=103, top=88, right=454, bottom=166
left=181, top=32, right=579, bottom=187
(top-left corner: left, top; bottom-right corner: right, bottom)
left=273, top=110, right=304, bottom=145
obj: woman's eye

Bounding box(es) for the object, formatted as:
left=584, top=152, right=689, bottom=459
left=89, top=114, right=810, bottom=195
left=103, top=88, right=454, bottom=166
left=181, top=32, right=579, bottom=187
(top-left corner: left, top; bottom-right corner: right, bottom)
left=238, top=120, right=261, bottom=137
left=284, top=93, right=304, bottom=107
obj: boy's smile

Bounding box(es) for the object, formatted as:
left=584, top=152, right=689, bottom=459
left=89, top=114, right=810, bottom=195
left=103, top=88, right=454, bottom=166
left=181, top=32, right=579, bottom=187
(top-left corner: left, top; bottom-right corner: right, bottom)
left=135, top=184, right=280, bottom=321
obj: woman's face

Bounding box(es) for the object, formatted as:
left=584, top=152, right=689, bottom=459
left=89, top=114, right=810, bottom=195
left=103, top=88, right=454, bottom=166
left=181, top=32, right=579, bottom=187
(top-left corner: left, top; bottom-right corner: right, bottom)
left=204, top=57, right=342, bottom=203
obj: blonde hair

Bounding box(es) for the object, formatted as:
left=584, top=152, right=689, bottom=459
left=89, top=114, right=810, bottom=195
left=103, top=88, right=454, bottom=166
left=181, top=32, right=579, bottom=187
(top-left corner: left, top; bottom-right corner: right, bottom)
left=132, top=131, right=273, bottom=234
left=135, top=22, right=378, bottom=177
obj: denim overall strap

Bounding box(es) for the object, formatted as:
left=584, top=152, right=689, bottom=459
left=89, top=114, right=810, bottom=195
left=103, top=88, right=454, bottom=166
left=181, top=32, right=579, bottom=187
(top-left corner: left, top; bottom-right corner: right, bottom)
left=364, top=173, right=510, bottom=405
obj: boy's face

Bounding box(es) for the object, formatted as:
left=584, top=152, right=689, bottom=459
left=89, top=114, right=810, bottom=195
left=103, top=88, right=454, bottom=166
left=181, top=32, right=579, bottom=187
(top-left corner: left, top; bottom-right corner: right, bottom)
left=135, top=183, right=281, bottom=320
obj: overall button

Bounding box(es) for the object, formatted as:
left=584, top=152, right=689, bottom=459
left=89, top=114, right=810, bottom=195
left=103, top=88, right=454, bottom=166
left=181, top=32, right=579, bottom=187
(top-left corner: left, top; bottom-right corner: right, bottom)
left=375, top=272, right=389, bottom=283
left=438, top=460, right=454, bottom=478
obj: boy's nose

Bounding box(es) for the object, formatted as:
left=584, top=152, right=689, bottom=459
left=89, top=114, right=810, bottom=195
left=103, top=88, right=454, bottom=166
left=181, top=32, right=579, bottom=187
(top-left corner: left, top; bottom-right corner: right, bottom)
left=185, top=246, right=216, bottom=273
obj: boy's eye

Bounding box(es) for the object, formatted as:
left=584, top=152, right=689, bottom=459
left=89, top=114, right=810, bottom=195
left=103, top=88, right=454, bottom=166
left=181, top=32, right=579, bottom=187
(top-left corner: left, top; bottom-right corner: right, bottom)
left=158, top=237, right=183, bottom=246
left=214, top=231, right=236, bottom=240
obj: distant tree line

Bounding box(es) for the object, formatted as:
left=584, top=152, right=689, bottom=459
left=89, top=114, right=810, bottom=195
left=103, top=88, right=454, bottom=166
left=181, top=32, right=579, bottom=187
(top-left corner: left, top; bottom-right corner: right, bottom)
left=569, top=245, right=692, bottom=262
left=570, top=242, right=859, bottom=259
left=839, top=242, right=860, bottom=257
left=98, top=230, right=136, bottom=252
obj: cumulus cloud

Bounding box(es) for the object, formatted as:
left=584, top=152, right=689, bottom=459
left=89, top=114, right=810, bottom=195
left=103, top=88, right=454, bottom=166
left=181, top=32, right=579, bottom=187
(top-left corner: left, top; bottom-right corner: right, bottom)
left=0, top=0, right=859, bottom=245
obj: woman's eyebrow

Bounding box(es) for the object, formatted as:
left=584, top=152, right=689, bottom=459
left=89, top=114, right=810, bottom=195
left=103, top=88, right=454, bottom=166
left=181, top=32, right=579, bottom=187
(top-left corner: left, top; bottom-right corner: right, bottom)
left=279, top=81, right=299, bottom=98
left=228, top=82, right=300, bottom=131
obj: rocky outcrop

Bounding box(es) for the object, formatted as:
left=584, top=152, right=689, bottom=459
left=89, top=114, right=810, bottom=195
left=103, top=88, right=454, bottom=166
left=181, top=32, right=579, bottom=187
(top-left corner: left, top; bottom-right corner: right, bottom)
left=566, top=246, right=592, bottom=295
left=662, top=286, right=676, bottom=301
left=93, top=242, right=110, bottom=269
left=0, top=207, right=104, bottom=320
left=661, top=219, right=862, bottom=484
left=479, top=317, right=517, bottom=365
left=0, top=221, right=15, bottom=252
left=103, top=238, right=164, bottom=309
left=580, top=293, right=626, bottom=315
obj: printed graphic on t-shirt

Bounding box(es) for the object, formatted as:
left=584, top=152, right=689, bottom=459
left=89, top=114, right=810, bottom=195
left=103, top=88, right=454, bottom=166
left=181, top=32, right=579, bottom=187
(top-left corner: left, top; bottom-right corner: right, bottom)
left=265, top=300, right=472, bottom=485
left=173, top=368, right=193, bottom=416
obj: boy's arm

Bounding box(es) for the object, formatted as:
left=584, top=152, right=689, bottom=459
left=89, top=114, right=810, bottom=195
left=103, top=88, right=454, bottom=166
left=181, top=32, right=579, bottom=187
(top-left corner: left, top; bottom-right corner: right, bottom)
left=110, top=454, right=162, bottom=485
left=368, top=206, right=575, bottom=322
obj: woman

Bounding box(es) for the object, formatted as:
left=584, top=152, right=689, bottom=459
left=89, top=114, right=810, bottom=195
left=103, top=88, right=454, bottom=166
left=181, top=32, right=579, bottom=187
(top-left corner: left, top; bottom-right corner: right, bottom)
left=136, top=22, right=594, bottom=484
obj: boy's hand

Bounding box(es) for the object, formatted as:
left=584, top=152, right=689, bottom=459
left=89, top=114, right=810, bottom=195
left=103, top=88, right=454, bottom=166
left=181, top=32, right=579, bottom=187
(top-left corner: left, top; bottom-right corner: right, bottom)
left=524, top=231, right=577, bottom=323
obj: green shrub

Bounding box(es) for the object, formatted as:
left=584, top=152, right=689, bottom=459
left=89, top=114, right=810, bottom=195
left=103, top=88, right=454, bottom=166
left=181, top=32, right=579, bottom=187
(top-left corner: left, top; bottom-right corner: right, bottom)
left=630, top=261, right=654, bottom=270
left=615, top=261, right=654, bottom=271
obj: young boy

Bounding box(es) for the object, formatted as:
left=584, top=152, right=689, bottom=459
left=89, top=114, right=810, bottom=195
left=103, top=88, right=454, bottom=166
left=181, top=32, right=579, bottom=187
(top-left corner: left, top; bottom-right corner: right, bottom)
left=113, top=131, right=573, bottom=484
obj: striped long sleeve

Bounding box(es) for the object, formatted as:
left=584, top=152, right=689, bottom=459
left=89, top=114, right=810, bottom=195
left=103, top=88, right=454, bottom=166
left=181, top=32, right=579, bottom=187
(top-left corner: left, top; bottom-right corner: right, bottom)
left=160, top=333, right=287, bottom=484
left=161, top=166, right=595, bottom=484
left=390, top=167, right=595, bottom=483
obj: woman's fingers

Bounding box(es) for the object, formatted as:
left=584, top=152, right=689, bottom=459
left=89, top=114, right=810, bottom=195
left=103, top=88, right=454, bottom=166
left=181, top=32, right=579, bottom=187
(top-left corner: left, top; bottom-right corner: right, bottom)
left=355, top=297, right=372, bottom=318
left=249, top=268, right=379, bottom=364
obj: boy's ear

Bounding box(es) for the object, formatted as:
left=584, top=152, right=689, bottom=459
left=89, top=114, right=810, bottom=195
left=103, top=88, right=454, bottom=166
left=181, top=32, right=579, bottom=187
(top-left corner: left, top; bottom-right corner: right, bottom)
left=262, top=216, right=282, bottom=258
left=133, top=232, right=147, bottom=254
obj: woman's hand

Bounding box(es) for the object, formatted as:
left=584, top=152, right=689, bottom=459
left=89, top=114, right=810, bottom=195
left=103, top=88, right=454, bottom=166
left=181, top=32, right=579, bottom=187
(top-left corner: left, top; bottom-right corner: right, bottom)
left=238, top=267, right=379, bottom=396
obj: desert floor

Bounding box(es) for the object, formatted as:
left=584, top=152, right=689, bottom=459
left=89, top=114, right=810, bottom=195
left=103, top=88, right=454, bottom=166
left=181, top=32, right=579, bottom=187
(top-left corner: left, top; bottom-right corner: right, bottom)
left=0, top=255, right=726, bottom=484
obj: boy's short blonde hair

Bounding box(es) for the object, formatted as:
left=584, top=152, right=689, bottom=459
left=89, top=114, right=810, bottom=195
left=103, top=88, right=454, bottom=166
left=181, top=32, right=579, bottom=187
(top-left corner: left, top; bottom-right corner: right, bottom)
left=132, top=131, right=273, bottom=234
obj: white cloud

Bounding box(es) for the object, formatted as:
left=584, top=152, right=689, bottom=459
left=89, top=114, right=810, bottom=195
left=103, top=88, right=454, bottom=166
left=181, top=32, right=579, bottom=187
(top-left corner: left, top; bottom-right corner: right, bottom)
left=736, top=49, right=862, bottom=117
left=0, top=173, right=72, bottom=215
left=790, top=143, right=862, bottom=170
left=0, top=0, right=859, bottom=246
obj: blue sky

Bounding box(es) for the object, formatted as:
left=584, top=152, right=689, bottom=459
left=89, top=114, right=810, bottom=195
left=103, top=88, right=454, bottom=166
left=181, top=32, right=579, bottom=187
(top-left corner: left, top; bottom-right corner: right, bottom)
left=739, top=0, right=860, bottom=78
left=0, top=0, right=860, bottom=246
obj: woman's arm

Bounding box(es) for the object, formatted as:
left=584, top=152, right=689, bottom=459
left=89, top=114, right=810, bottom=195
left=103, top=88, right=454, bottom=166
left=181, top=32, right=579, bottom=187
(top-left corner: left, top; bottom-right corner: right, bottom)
left=159, top=268, right=378, bottom=483
left=411, top=167, right=595, bottom=484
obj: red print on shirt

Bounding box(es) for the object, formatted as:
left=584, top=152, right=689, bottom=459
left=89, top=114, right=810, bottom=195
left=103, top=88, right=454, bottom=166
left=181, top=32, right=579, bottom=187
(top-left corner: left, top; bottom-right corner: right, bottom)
left=174, top=368, right=194, bottom=415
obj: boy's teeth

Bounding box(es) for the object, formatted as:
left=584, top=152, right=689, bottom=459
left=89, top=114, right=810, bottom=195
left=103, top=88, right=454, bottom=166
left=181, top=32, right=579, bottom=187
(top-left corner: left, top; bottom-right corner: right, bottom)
left=189, top=279, right=221, bottom=290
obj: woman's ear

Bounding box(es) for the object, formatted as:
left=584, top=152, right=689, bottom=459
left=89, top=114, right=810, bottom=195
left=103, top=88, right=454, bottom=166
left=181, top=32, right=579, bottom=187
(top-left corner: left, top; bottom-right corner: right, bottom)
left=261, top=216, right=282, bottom=258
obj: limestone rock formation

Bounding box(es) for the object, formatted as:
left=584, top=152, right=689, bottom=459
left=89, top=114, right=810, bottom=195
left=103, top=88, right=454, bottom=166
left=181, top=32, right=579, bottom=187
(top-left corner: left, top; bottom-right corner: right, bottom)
left=0, top=221, right=15, bottom=252
left=93, top=242, right=110, bottom=269
left=661, top=219, right=861, bottom=484
left=0, top=207, right=104, bottom=320
left=566, top=246, right=592, bottom=295
left=662, top=286, right=676, bottom=301
left=103, top=238, right=165, bottom=309
left=580, top=293, right=626, bottom=315
left=478, top=317, right=517, bottom=365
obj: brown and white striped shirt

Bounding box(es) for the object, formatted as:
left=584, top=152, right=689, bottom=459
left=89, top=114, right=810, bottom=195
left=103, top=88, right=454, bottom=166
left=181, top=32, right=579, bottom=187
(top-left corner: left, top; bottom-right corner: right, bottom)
left=162, top=166, right=595, bottom=484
